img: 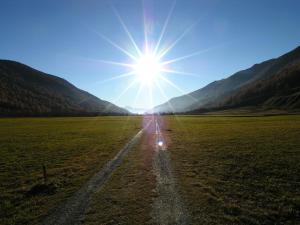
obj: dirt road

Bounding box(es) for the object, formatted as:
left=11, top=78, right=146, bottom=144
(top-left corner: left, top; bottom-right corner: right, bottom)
left=151, top=117, right=188, bottom=225
left=42, top=116, right=187, bottom=225
left=43, top=128, right=145, bottom=225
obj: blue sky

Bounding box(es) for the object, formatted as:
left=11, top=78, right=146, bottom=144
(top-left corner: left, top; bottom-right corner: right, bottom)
left=1, top=0, right=300, bottom=109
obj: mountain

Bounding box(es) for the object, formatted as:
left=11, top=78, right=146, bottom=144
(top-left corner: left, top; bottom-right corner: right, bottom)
left=0, top=60, right=129, bottom=116
left=210, top=61, right=300, bottom=111
left=153, top=46, right=300, bottom=113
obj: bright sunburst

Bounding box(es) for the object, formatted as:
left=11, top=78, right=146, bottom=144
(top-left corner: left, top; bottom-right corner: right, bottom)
left=87, top=1, right=212, bottom=109
left=133, top=53, right=164, bottom=85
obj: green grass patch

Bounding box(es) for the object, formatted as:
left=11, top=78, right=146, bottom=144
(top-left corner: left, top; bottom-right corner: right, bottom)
left=166, top=115, right=300, bottom=224
left=0, top=116, right=141, bottom=225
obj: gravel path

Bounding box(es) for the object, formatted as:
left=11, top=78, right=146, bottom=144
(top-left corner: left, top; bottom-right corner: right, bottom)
left=151, top=118, right=188, bottom=225
left=42, top=128, right=145, bottom=225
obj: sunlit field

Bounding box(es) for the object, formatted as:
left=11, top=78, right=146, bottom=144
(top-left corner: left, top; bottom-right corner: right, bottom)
left=1, top=115, right=299, bottom=225
left=0, top=117, right=141, bottom=225
left=1, top=0, right=300, bottom=225
left=166, top=115, right=300, bottom=224
left=84, top=130, right=156, bottom=225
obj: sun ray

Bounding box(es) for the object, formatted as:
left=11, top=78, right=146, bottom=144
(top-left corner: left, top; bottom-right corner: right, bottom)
left=142, top=0, right=149, bottom=53
left=94, top=71, right=135, bottom=85
left=158, top=75, right=198, bottom=102
left=154, top=81, right=179, bottom=115
left=158, top=75, right=186, bottom=94
left=154, top=80, right=175, bottom=111
left=148, top=85, right=154, bottom=110
left=110, top=4, right=143, bottom=57
left=92, top=29, right=138, bottom=60
left=157, top=19, right=200, bottom=59
left=161, top=46, right=217, bottom=65
left=67, top=55, right=132, bottom=68
left=113, top=78, right=139, bottom=103
left=153, top=0, right=177, bottom=55
left=133, top=82, right=144, bottom=107
left=162, top=68, right=202, bottom=78
left=154, top=80, right=190, bottom=132
left=103, top=78, right=138, bottom=113
left=89, top=58, right=134, bottom=68
left=84, top=3, right=212, bottom=112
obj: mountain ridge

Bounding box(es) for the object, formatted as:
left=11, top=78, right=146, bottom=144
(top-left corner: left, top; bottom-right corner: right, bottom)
left=153, top=46, right=300, bottom=113
left=0, top=60, right=129, bottom=116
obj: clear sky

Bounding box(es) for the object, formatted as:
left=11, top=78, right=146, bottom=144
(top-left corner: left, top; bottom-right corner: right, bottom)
left=1, top=0, right=300, bottom=109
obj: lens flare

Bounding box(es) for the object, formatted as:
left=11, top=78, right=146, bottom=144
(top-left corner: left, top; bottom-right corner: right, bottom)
left=158, top=140, right=163, bottom=147
left=87, top=1, right=214, bottom=109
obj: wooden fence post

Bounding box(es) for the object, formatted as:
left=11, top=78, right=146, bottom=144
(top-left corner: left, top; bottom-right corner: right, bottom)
left=43, top=164, right=47, bottom=184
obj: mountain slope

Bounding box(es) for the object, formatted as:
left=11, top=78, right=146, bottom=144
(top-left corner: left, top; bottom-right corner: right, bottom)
left=214, top=61, right=300, bottom=110
left=0, top=60, right=128, bottom=116
left=153, top=46, right=300, bottom=113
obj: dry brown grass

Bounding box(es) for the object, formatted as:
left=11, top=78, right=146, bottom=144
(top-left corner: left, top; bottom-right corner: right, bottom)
left=166, top=115, right=300, bottom=225
left=0, top=116, right=141, bottom=225
left=83, top=129, right=156, bottom=225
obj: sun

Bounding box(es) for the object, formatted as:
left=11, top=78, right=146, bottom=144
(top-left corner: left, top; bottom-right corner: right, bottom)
left=90, top=1, right=204, bottom=108
left=133, top=53, right=163, bottom=85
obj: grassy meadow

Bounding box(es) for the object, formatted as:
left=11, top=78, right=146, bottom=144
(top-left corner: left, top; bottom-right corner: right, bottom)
left=0, top=116, right=141, bottom=225
left=84, top=129, right=156, bottom=225
left=166, top=115, right=300, bottom=224
left=0, top=115, right=299, bottom=225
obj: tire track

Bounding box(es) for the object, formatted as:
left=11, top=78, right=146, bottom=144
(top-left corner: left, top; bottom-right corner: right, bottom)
left=42, top=127, right=145, bottom=225
left=152, top=117, right=188, bottom=225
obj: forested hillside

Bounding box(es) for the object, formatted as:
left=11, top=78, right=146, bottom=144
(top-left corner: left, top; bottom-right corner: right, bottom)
left=0, top=60, right=128, bottom=116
